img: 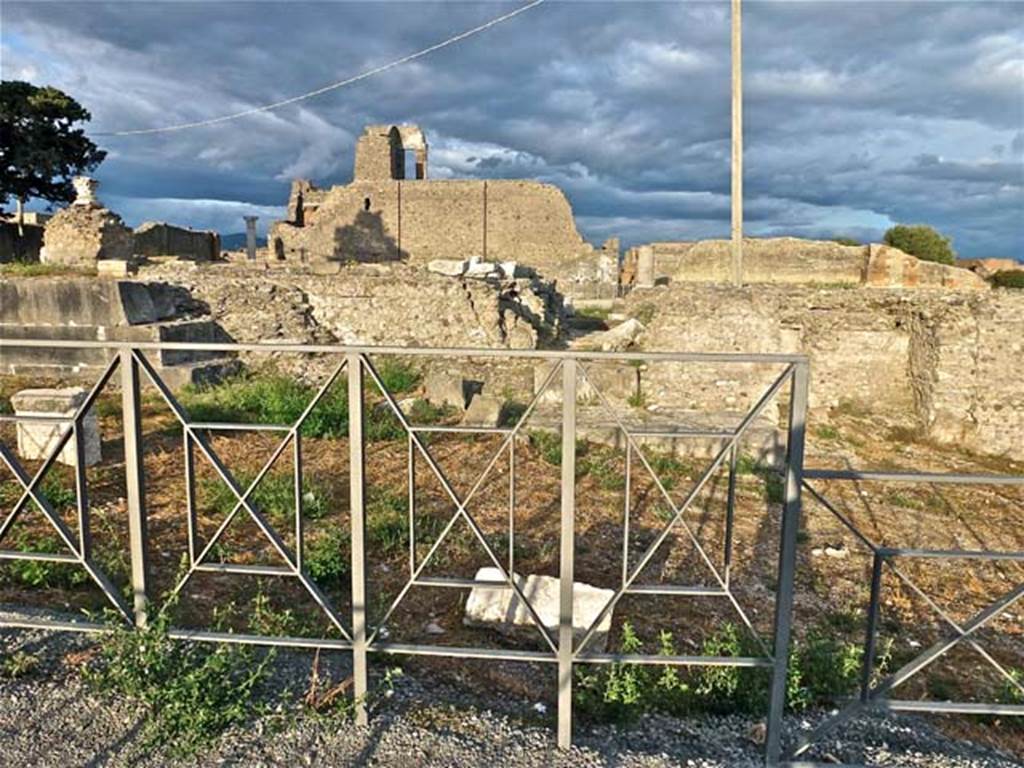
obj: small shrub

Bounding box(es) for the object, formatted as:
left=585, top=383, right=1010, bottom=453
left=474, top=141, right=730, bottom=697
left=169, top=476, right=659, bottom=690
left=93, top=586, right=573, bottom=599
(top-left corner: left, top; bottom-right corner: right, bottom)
left=366, top=490, right=410, bottom=554
left=305, top=529, right=350, bottom=586
left=626, top=390, right=646, bottom=409
left=579, top=449, right=626, bottom=491
left=200, top=473, right=331, bottom=523
left=814, top=424, right=839, bottom=440
left=832, top=237, right=861, bottom=247
left=376, top=359, right=421, bottom=395
left=992, top=270, right=1024, bottom=289
left=1, top=650, right=39, bottom=678
left=1, top=532, right=89, bottom=588
left=85, top=593, right=279, bottom=757
left=634, top=303, right=657, bottom=325
left=529, top=430, right=563, bottom=466
left=883, top=224, right=955, bottom=265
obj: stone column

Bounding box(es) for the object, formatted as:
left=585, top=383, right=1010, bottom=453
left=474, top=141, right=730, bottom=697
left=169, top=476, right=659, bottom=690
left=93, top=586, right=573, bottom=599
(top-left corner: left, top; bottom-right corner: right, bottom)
left=244, top=216, right=259, bottom=261
left=636, top=245, right=655, bottom=288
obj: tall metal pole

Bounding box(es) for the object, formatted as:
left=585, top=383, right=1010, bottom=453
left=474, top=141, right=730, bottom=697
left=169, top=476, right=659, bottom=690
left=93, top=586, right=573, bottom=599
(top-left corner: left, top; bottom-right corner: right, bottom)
left=731, top=0, right=744, bottom=287
left=120, top=349, right=149, bottom=627
left=348, top=353, right=369, bottom=726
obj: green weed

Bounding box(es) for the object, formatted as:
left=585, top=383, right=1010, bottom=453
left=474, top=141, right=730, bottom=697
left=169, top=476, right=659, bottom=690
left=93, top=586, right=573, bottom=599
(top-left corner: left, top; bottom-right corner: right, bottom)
left=1, top=650, right=39, bottom=678
left=85, top=591, right=282, bottom=757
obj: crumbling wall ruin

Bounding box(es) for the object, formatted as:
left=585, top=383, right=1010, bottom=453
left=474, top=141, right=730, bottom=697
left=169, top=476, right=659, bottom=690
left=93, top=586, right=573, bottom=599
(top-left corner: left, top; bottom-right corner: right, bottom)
left=269, top=179, right=596, bottom=272
left=626, top=237, right=989, bottom=291
left=632, top=284, right=1024, bottom=460
left=134, top=221, right=220, bottom=261
left=268, top=124, right=601, bottom=296
left=142, top=261, right=565, bottom=354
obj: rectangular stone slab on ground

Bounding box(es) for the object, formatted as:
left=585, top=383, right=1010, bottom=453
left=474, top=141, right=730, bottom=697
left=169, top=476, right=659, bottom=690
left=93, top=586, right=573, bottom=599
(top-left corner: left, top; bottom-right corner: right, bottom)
left=10, top=387, right=101, bottom=467
left=463, top=566, right=614, bottom=651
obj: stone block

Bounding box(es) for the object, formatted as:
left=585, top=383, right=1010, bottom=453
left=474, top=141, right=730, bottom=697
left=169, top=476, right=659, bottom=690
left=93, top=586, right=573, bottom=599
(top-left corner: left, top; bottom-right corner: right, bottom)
left=424, top=372, right=467, bottom=410
left=461, top=393, right=504, bottom=427
left=427, top=259, right=467, bottom=277
left=464, top=566, right=614, bottom=650
left=10, top=387, right=101, bottom=467
left=97, top=259, right=137, bottom=277
left=579, top=318, right=646, bottom=352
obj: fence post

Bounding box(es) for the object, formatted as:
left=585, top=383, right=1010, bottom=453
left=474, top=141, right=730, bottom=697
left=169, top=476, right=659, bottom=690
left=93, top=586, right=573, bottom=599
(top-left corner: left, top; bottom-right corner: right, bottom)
left=119, top=348, right=149, bottom=628
left=765, top=361, right=809, bottom=765
left=348, top=353, right=369, bottom=726
left=557, top=358, right=577, bottom=749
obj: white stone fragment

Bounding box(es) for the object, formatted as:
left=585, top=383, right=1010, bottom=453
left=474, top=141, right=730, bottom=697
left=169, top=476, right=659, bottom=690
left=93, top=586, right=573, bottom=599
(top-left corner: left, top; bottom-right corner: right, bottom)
left=464, top=566, right=615, bottom=650
left=427, top=259, right=467, bottom=277
left=580, top=317, right=646, bottom=352
left=10, top=387, right=101, bottom=467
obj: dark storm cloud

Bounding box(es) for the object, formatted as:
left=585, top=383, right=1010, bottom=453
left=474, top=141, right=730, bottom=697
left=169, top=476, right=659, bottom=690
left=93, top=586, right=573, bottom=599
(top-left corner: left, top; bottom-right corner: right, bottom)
left=1, top=0, right=1021, bottom=256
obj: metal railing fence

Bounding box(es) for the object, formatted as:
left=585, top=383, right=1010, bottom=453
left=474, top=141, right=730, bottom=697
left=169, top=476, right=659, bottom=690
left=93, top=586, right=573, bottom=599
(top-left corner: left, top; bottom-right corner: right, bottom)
left=1, top=338, right=1021, bottom=767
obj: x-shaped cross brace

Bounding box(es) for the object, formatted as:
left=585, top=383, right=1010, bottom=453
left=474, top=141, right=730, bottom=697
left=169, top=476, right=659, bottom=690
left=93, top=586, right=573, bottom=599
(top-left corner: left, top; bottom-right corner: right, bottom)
left=134, top=350, right=352, bottom=642
left=571, top=362, right=796, bottom=658
left=361, top=353, right=564, bottom=653
left=0, top=356, right=130, bottom=620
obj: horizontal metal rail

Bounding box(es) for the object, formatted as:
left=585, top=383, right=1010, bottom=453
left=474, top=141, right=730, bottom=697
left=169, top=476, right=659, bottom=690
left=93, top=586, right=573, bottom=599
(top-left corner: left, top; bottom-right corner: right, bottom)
left=0, top=337, right=808, bottom=364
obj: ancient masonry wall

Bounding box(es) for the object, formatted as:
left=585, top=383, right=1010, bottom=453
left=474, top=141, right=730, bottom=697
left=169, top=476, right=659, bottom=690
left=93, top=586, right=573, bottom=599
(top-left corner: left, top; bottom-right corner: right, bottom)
left=633, top=238, right=988, bottom=290
left=268, top=179, right=595, bottom=272
left=631, top=285, right=1024, bottom=460
left=134, top=222, right=220, bottom=261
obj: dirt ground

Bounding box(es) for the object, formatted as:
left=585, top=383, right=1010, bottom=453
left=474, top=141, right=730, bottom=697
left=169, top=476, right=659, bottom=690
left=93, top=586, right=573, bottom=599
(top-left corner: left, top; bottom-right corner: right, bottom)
left=1, top=371, right=1021, bottom=756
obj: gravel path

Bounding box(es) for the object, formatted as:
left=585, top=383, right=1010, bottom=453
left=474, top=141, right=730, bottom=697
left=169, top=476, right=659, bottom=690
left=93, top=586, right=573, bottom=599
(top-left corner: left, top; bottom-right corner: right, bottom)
left=1, top=610, right=1021, bottom=768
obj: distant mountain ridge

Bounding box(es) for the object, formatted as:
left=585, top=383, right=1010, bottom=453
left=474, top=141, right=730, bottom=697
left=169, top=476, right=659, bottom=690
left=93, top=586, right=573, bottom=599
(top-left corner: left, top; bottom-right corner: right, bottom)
left=220, top=232, right=267, bottom=250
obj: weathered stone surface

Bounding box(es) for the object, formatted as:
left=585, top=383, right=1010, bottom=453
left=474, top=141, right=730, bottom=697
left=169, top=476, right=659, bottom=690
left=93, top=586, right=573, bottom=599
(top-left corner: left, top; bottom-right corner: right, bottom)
left=424, top=372, right=467, bottom=410
left=41, top=179, right=133, bottom=266
left=427, top=259, right=467, bottom=277
left=139, top=261, right=565, bottom=366
left=97, top=259, right=137, bottom=278
left=464, top=566, right=614, bottom=649
left=134, top=221, right=220, bottom=262
left=864, top=244, right=988, bottom=290
left=631, top=284, right=1024, bottom=461
left=579, top=318, right=645, bottom=352
left=267, top=125, right=602, bottom=299
left=633, top=237, right=989, bottom=291
left=461, top=393, right=504, bottom=427
left=11, top=387, right=101, bottom=467
left=636, top=245, right=655, bottom=288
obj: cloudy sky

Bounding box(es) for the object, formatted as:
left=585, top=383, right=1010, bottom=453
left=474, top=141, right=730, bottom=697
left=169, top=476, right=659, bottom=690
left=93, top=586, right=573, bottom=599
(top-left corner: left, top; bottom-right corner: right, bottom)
left=2, top=0, right=1022, bottom=257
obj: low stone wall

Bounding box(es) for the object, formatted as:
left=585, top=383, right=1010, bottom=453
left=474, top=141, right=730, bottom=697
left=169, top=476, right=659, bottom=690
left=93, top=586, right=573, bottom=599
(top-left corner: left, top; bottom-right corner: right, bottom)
left=134, top=221, right=220, bottom=261
left=135, top=261, right=566, bottom=388
left=631, top=237, right=989, bottom=291
left=630, top=284, right=1024, bottom=460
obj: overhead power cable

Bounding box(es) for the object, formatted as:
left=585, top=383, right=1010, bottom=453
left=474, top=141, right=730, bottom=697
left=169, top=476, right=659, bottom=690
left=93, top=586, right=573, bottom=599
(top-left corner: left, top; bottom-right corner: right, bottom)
left=96, top=0, right=547, bottom=137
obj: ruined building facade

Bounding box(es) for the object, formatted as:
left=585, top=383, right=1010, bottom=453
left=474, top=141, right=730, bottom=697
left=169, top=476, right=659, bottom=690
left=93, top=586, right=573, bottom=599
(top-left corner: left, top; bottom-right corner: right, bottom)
left=268, top=125, right=616, bottom=291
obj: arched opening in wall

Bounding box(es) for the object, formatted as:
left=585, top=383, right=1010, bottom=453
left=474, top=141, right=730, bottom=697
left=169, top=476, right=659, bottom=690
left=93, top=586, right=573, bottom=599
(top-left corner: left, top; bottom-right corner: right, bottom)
left=363, top=197, right=371, bottom=212
left=403, top=150, right=418, bottom=180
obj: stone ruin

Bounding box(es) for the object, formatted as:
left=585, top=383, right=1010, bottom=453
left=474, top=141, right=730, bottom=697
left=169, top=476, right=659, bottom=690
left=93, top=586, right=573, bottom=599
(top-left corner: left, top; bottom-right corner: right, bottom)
left=2, top=124, right=1021, bottom=463
left=267, top=124, right=618, bottom=299
left=40, top=177, right=134, bottom=266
